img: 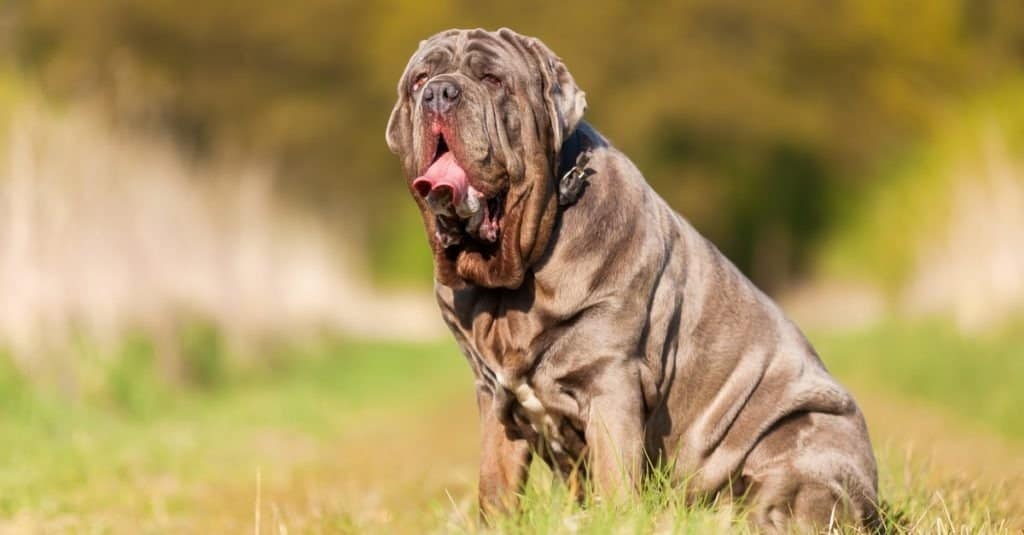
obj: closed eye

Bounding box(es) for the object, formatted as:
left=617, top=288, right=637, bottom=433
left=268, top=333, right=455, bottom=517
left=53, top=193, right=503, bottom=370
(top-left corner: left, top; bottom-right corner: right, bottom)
left=411, top=73, right=429, bottom=92
left=481, top=73, right=503, bottom=87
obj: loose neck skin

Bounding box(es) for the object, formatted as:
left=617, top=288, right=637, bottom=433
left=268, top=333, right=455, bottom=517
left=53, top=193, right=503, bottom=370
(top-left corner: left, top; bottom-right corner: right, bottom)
left=533, top=122, right=660, bottom=297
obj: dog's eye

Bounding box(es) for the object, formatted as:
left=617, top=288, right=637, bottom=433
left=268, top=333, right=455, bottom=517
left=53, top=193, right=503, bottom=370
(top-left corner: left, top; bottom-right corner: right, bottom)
left=481, top=74, right=503, bottom=88
left=411, top=73, right=429, bottom=92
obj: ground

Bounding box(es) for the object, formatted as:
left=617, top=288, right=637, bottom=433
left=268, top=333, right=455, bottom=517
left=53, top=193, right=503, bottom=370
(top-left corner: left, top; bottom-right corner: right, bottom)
left=0, top=326, right=1021, bottom=533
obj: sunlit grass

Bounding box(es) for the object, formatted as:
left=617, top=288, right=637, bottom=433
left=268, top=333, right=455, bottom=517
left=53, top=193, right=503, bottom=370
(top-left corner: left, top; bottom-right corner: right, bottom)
left=453, top=462, right=751, bottom=535
left=812, top=321, right=1024, bottom=440
left=0, top=337, right=470, bottom=532
left=458, top=449, right=1015, bottom=534
left=0, top=328, right=1019, bottom=532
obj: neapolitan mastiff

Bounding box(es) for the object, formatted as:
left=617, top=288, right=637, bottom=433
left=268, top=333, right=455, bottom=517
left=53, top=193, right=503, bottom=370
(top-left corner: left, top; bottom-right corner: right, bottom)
left=385, top=28, right=879, bottom=531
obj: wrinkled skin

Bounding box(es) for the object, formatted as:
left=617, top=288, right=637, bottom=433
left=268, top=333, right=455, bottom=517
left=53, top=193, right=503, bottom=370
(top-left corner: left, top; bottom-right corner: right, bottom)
left=386, top=28, right=879, bottom=532
left=386, top=28, right=583, bottom=289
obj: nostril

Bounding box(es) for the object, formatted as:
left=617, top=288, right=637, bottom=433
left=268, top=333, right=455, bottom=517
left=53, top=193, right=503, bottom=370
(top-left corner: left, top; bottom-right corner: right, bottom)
left=424, top=81, right=459, bottom=112
left=438, top=81, right=458, bottom=101
left=412, top=178, right=433, bottom=198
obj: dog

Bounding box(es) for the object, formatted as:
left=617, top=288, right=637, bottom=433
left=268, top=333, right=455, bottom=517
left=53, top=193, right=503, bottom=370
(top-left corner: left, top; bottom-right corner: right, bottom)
left=385, top=27, right=878, bottom=531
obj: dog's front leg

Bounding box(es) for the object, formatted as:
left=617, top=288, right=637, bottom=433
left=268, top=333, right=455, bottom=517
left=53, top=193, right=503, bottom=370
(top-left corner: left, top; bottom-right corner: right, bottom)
left=584, top=384, right=645, bottom=502
left=477, top=388, right=531, bottom=520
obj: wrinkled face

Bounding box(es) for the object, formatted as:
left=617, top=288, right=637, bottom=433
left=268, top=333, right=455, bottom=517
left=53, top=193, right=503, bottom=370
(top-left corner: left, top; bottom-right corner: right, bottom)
left=386, top=28, right=586, bottom=289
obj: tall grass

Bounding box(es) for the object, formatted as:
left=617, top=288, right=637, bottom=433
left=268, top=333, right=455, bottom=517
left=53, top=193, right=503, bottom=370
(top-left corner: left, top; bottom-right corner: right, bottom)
left=0, top=99, right=439, bottom=391
left=458, top=460, right=1014, bottom=534
left=3, top=335, right=1014, bottom=533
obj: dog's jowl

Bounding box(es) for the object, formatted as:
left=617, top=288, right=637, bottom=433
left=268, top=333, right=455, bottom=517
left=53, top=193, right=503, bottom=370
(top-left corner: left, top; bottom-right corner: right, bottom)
left=385, top=27, right=878, bottom=531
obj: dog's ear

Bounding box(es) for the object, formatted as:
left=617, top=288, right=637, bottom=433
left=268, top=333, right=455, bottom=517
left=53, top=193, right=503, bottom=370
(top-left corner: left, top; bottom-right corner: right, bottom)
left=508, top=30, right=587, bottom=151
left=386, top=46, right=422, bottom=158
left=385, top=88, right=411, bottom=156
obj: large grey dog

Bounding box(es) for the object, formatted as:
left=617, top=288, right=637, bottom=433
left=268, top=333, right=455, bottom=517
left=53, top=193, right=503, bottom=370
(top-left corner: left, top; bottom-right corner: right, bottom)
left=386, top=28, right=878, bottom=531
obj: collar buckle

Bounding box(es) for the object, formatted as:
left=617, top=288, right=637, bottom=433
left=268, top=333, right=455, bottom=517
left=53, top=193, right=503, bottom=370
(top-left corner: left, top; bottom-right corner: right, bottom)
left=558, top=150, right=595, bottom=206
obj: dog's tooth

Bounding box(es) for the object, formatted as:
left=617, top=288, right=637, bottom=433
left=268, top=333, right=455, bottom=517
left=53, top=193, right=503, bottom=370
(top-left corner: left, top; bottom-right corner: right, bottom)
left=454, top=187, right=482, bottom=218
left=480, top=216, right=499, bottom=242
left=465, top=209, right=484, bottom=235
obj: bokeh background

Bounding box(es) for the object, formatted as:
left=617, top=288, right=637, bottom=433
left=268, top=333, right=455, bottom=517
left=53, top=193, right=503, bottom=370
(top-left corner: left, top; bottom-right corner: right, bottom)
left=0, top=1, right=1022, bottom=532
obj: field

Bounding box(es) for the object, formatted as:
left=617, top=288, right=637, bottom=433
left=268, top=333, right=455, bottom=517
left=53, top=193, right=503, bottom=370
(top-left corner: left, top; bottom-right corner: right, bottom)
left=1, top=323, right=1021, bottom=534
left=5, top=4, right=1024, bottom=533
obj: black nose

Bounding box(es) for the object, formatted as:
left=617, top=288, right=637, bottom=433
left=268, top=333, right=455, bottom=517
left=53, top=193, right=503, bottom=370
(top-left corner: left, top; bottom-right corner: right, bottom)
left=423, top=79, right=461, bottom=115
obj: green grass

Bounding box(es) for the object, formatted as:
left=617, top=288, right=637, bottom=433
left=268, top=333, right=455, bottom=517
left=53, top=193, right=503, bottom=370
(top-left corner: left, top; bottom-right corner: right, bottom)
left=466, top=455, right=1014, bottom=535
left=474, top=463, right=751, bottom=535
left=0, top=326, right=1019, bottom=532
left=0, top=337, right=471, bottom=532
left=812, top=321, right=1024, bottom=440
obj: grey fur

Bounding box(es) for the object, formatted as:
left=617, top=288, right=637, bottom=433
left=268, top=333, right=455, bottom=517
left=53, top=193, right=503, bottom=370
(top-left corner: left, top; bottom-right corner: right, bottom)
left=386, top=28, right=879, bottom=531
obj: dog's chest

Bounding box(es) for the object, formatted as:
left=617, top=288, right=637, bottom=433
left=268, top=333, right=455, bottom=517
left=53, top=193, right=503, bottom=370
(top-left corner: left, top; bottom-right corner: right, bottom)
left=435, top=283, right=542, bottom=379
left=435, top=284, right=586, bottom=464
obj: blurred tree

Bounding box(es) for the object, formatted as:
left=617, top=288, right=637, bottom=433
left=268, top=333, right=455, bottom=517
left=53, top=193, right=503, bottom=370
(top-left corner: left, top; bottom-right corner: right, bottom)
left=9, top=0, right=1024, bottom=290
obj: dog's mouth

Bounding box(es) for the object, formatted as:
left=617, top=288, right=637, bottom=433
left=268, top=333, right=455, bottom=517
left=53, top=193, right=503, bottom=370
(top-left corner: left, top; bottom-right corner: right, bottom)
left=412, top=134, right=506, bottom=251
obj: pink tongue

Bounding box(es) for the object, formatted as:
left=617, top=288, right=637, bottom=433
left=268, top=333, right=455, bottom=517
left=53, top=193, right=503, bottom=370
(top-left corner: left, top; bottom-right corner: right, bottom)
left=413, top=152, right=468, bottom=206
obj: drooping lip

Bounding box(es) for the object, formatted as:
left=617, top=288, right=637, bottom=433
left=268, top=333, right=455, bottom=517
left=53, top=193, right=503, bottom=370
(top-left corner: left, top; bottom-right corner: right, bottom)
left=419, top=123, right=449, bottom=176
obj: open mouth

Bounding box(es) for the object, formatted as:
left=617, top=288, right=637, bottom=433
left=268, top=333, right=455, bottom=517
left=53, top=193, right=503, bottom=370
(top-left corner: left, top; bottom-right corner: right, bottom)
left=412, top=134, right=506, bottom=251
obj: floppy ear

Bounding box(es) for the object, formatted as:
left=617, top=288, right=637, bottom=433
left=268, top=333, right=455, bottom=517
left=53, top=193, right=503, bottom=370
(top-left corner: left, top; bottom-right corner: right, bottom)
left=385, top=94, right=410, bottom=156
left=386, top=46, right=421, bottom=157
left=524, top=36, right=587, bottom=151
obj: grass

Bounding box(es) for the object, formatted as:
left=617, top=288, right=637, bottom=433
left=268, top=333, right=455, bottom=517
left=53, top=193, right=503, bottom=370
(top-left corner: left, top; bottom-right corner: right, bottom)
left=811, top=321, right=1024, bottom=440
left=0, top=325, right=1020, bottom=533
left=0, top=337, right=473, bottom=532
left=479, top=464, right=750, bottom=535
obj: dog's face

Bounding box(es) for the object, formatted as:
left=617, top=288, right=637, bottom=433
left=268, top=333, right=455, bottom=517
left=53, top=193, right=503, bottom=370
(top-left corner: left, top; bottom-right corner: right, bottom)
left=386, top=28, right=586, bottom=289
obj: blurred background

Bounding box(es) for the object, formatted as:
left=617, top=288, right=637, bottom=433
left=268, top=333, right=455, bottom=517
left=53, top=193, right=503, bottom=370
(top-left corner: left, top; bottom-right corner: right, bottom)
left=0, top=1, right=1022, bottom=532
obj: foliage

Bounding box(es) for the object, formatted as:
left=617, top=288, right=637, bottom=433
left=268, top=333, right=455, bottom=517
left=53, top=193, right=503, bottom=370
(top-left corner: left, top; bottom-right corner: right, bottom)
left=818, top=79, right=1024, bottom=294
left=10, top=0, right=1024, bottom=288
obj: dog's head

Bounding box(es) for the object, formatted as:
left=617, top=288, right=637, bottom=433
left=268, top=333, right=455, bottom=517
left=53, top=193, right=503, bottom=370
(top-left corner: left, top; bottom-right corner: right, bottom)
left=385, top=28, right=587, bottom=289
